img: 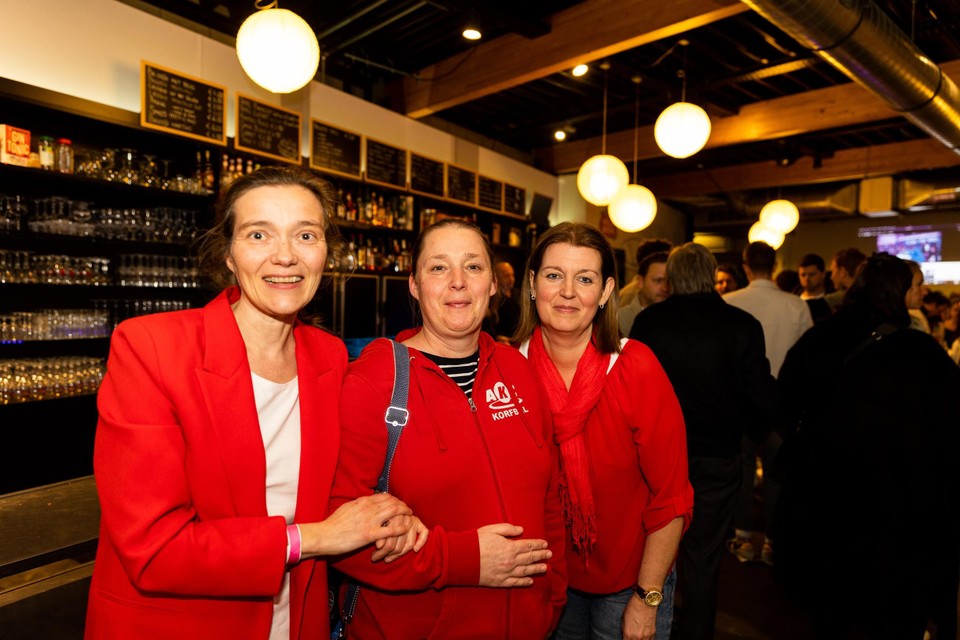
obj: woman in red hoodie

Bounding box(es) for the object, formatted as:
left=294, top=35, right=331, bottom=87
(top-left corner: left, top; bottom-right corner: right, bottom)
left=332, top=218, right=568, bottom=639
left=515, top=222, right=693, bottom=640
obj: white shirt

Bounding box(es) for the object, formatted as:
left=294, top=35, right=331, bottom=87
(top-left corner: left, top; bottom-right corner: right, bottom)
left=724, top=279, right=813, bottom=378
left=251, top=373, right=301, bottom=640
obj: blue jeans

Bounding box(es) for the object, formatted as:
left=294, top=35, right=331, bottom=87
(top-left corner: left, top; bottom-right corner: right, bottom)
left=553, top=567, right=676, bottom=640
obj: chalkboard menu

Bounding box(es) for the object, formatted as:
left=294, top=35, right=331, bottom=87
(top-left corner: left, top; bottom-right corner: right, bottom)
left=140, top=61, right=226, bottom=145
left=477, top=175, right=503, bottom=212
left=410, top=153, right=445, bottom=198
left=310, top=120, right=361, bottom=179
left=365, top=139, right=406, bottom=188
left=504, top=183, right=526, bottom=216
left=447, top=165, right=476, bottom=205
left=235, top=94, right=301, bottom=164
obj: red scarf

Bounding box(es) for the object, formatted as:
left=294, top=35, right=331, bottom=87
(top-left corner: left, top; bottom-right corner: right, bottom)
left=527, top=326, right=608, bottom=554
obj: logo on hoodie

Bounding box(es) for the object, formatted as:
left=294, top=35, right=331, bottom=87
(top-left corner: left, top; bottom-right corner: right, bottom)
left=484, top=381, right=529, bottom=420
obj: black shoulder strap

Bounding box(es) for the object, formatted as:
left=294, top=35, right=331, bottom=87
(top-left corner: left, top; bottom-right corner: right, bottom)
left=377, top=340, right=410, bottom=493
left=341, top=340, right=410, bottom=631
left=841, top=322, right=899, bottom=366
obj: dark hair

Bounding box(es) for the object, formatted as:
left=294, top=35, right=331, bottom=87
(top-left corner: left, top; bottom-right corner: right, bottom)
left=799, top=253, right=825, bottom=271
left=635, top=239, right=672, bottom=276
left=638, top=251, right=669, bottom=278
left=197, top=166, right=342, bottom=289
left=841, top=253, right=913, bottom=328
left=667, top=243, right=717, bottom=295
left=833, top=248, right=867, bottom=277
left=743, top=241, right=777, bottom=275
left=716, top=263, right=746, bottom=288
left=776, top=269, right=800, bottom=294
left=410, top=217, right=499, bottom=313
left=923, top=290, right=949, bottom=307
left=514, top=222, right=621, bottom=354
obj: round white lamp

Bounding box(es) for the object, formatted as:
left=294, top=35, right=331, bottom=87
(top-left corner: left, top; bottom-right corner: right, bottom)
left=748, top=221, right=785, bottom=250
left=237, top=7, right=320, bottom=94
left=654, top=102, right=712, bottom=159
left=576, top=154, right=629, bottom=206
left=758, top=199, right=800, bottom=234
left=608, top=184, right=657, bottom=233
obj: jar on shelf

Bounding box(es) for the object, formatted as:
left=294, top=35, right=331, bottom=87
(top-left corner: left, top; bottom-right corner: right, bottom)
left=37, top=136, right=55, bottom=170
left=56, top=138, right=74, bottom=174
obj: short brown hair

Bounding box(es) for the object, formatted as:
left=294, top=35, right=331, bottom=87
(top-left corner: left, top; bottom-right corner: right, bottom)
left=197, top=166, right=342, bottom=290
left=514, top=222, right=621, bottom=354
left=667, top=243, right=717, bottom=295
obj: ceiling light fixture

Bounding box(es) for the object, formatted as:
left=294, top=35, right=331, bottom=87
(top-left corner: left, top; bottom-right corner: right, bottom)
left=577, top=63, right=629, bottom=206
left=462, top=26, right=482, bottom=40
left=236, top=0, right=319, bottom=94
left=654, top=41, right=711, bottom=159
left=748, top=221, right=785, bottom=250
left=572, top=64, right=589, bottom=77
left=608, top=75, right=657, bottom=233
left=758, top=198, right=800, bottom=234
left=554, top=130, right=567, bottom=141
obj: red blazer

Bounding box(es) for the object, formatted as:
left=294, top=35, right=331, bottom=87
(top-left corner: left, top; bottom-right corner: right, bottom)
left=85, top=287, right=346, bottom=640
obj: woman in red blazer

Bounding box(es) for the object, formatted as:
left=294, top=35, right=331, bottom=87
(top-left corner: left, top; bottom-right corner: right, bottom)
left=85, top=167, right=425, bottom=640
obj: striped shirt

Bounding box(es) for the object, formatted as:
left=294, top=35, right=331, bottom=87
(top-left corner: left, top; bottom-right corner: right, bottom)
left=421, top=349, right=480, bottom=399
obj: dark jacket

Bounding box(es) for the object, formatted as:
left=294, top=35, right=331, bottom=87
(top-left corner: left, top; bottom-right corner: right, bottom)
left=630, top=292, right=778, bottom=458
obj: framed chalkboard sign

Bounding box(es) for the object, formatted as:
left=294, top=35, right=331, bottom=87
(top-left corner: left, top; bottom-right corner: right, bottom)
left=503, top=183, right=526, bottom=216
left=477, top=175, right=503, bottom=212
left=310, top=120, right=361, bottom=179
left=235, top=94, right=301, bottom=164
left=140, top=61, right=227, bottom=146
left=447, top=164, right=476, bottom=206
left=365, top=138, right=406, bottom=189
left=410, top=153, right=445, bottom=198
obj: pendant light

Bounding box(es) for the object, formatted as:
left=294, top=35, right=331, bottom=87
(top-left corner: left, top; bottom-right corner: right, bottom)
left=608, top=76, right=657, bottom=233
left=748, top=221, right=785, bottom=250
left=758, top=198, right=800, bottom=234
left=654, top=41, right=711, bottom=159
left=577, top=64, right=629, bottom=206
left=236, top=1, right=320, bottom=94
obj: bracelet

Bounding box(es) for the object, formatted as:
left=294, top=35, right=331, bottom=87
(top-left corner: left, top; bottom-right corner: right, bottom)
left=286, top=524, right=302, bottom=566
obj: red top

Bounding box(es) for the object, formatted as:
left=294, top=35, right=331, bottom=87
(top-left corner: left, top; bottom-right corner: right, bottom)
left=332, top=334, right=568, bottom=639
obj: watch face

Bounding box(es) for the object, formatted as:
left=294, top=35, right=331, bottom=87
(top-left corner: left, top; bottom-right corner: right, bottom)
left=645, top=591, right=663, bottom=607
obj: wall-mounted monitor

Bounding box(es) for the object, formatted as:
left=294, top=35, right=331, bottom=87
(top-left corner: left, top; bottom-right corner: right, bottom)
left=875, top=230, right=942, bottom=262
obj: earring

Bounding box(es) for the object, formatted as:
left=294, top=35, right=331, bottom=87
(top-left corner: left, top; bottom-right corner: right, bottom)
left=531, top=292, right=536, bottom=301
left=599, top=303, right=605, bottom=310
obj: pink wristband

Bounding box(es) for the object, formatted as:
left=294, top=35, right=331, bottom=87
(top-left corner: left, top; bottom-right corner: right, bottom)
left=286, top=524, right=302, bottom=566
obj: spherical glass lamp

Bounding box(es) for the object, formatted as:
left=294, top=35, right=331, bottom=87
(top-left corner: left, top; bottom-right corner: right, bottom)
left=654, top=102, right=712, bottom=159
left=237, top=8, right=320, bottom=94
left=608, top=184, right=657, bottom=233
left=748, top=221, right=785, bottom=250
left=759, top=199, right=800, bottom=234
left=576, top=154, right=629, bottom=206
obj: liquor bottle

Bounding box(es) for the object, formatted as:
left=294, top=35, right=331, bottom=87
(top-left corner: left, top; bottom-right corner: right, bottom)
left=335, top=188, right=346, bottom=219
left=356, top=234, right=366, bottom=268
left=193, top=151, right=204, bottom=192
left=343, top=236, right=357, bottom=272
left=345, top=193, right=357, bottom=221
left=203, top=150, right=215, bottom=191
left=364, top=193, right=374, bottom=224
left=220, top=154, right=232, bottom=189
left=245, top=159, right=254, bottom=175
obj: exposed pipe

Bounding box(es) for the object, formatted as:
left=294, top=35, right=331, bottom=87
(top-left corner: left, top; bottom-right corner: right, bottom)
left=740, top=0, right=960, bottom=153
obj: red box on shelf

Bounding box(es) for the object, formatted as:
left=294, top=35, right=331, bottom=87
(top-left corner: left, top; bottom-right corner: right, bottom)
left=0, top=124, right=31, bottom=167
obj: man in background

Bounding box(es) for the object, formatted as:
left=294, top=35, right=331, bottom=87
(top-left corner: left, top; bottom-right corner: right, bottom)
left=493, top=261, right=520, bottom=342
left=797, top=253, right=832, bottom=323
left=618, top=240, right=672, bottom=336
left=825, top=248, right=866, bottom=311
left=631, top=243, right=777, bottom=640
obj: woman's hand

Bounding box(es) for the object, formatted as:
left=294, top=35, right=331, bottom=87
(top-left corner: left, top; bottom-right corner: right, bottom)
left=622, top=595, right=657, bottom=640
left=477, top=523, right=552, bottom=587
left=299, top=493, right=413, bottom=558
left=371, top=515, right=430, bottom=563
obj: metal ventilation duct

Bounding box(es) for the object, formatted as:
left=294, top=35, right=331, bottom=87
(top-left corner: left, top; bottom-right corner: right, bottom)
left=740, top=0, right=960, bottom=152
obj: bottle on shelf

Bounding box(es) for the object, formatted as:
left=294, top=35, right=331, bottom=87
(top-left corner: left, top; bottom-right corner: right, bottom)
left=220, top=154, right=232, bottom=189
left=203, top=150, right=215, bottom=192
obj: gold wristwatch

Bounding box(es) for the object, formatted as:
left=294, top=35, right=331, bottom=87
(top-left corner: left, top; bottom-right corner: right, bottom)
left=633, top=585, right=664, bottom=607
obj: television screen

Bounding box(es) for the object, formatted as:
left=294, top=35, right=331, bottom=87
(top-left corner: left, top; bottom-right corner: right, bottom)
left=875, top=230, right=942, bottom=262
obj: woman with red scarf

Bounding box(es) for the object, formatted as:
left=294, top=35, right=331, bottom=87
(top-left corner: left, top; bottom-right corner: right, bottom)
left=515, top=222, right=693, bottom=640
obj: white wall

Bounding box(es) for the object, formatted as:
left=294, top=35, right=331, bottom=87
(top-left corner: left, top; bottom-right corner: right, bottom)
left=0, top=0, right=558, bottom=211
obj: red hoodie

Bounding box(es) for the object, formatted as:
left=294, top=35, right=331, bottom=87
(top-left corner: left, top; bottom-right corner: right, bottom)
left=332, top=334, right=567, bottom=639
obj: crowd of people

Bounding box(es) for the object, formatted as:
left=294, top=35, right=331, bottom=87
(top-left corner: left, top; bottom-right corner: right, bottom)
left=83, top=166, right=957, bottom=640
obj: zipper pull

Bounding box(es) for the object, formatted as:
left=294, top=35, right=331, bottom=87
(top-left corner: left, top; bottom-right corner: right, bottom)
left=468, top=397, right=477, bottom=412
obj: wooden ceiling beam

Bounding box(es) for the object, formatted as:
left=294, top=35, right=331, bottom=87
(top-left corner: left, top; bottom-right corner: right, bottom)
left=643, top=138, right=960, bottom=198
left=401, top=0, right=748, bottom=118
left=538, top=58, right=960, bottom=174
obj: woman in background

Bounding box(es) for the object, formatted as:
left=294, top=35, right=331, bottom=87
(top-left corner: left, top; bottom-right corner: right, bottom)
left=86, top=167, right=423, bottom=640
left=515, top=222, right=693, bottom=640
